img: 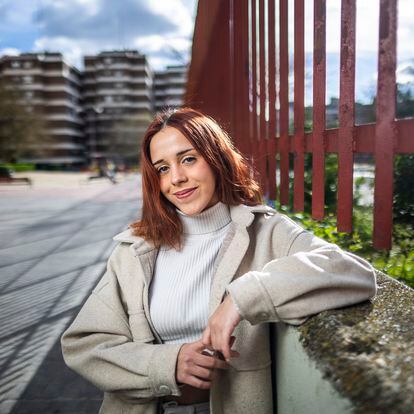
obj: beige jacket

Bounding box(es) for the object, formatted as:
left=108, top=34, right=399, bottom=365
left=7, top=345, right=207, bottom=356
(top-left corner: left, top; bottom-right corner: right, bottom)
left=61, top=204, right=377, bottom=414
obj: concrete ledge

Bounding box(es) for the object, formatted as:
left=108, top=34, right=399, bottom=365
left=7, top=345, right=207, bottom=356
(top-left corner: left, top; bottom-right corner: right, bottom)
left=276, top=271, right=413, bottom=414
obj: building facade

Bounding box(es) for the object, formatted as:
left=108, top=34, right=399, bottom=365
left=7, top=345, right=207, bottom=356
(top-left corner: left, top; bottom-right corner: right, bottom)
left=82, top=50, right=153, bottom=165
left=0, top=52, right=85, bottom=167
left=153, top=65, right=187, bottom=113
left=0, top=51, right=188, bottom=168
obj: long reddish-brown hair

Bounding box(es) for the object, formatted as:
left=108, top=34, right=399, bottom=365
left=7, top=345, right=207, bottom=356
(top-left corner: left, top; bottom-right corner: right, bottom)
left=130, top=108, right=262, bottom=249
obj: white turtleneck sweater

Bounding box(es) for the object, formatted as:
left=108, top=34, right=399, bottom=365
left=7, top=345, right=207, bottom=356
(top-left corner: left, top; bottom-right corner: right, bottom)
left=149, top=202, right=231, bottom=344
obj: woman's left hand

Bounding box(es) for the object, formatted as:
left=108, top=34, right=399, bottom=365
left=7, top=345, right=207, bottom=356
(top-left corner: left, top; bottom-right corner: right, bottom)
left=201, top=295, right=242, bottom=362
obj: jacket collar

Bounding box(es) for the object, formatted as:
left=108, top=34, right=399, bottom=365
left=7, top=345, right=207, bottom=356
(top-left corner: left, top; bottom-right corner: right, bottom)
left=113, top=204, right=276, bottom=256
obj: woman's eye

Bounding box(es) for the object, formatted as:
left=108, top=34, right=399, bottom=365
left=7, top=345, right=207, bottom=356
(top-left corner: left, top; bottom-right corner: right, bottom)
left=182, top=156, right=196, bottom=164
left=157, top=165, right=169, bottom=174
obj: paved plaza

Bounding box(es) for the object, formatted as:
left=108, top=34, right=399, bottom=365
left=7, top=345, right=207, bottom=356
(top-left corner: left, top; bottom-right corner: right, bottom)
left=0, top=172, right=142, bottom=413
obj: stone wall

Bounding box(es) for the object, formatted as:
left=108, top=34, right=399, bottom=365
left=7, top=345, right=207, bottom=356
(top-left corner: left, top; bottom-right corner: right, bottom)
left=274, top=272, right=414, bottom=414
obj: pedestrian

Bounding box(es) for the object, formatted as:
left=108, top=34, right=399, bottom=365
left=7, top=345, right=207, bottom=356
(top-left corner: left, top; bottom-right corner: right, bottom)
left=61, top=108, right=377, bottom=414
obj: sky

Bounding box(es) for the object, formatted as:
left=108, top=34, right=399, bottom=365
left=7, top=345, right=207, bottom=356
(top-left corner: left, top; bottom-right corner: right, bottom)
left=0, top=0, right=198, bottom=70
left=0, top=0, right=412, bottom=99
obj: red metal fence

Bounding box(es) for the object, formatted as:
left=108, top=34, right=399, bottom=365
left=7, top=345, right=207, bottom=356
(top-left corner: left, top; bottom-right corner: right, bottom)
left=186, top=0, right=414, bottom=250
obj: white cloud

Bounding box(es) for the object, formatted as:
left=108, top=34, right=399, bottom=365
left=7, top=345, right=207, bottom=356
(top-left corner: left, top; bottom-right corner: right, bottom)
left=146, top=0, right=194, bottom=37
left=0, top=47, right=20, bottom=56
left=33, top=37, right=100, bottom=69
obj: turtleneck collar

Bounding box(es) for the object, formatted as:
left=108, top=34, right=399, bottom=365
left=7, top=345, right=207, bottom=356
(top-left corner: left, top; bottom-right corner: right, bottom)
left=177, top=202, right=231, bottom=235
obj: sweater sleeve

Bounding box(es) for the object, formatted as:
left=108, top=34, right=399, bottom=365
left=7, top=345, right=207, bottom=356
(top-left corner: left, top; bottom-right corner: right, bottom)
left=61, top=264, right=183, bottom=401
left=227, top=225, right=377, bottom=326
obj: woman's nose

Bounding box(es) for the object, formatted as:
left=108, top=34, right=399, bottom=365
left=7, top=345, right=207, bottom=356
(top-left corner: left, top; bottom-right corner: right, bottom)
left=170, top=165, right=187, bottom=185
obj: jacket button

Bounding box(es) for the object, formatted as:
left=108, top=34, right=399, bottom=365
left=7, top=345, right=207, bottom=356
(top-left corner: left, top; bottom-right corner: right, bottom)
left=159, top=385, right=170, bottom=394
left=260, top=312, right=269, bottom=319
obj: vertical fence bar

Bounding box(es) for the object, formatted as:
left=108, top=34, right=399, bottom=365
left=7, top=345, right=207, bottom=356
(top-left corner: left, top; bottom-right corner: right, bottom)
left=250, top=0, right=259, bottom=171
left=268, top=0, right=277, bottom=200
left=337, top=0, right=356, bottom=232
left=242, top=1, right=251, bottom=159
left=259, top=0, right=268, bottom=193
left=373, top=0, right=397, bottom=250
left=229, top=0, right=236, bottom=145
left=279, top=0, right=290, bottom=205
left=293, top=0, right=305, bottom=212
left=230, top=0, right=246, bottom=153
left=312, top=0, right=326, bottom=220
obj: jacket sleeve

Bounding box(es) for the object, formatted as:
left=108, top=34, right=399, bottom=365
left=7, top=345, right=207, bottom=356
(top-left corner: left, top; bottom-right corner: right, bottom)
left=227, top=217, right=377, bottom=326
left=61, top=259, right=183, bottom=401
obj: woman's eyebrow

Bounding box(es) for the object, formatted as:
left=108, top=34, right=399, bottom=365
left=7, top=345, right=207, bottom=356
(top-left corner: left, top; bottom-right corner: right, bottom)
left=152, top=148, right=195, bottom=166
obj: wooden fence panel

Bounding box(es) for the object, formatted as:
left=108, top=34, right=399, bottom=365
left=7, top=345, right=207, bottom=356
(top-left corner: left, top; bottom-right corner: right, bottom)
left=186, top=0, right=414, bottom=249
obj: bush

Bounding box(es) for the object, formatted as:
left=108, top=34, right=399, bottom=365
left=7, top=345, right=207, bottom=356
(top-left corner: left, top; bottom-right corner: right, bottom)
left=0, top=163, right=35, bottom=172
left=275, top=204, right=414, bottom=289
left=393, top=155, right=414, bottom=224
left=272, top=153, right=414, bottom=289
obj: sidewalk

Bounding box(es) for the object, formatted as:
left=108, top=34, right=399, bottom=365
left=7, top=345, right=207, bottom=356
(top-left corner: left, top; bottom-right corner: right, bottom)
left=0, top=172, right=142, bottom=414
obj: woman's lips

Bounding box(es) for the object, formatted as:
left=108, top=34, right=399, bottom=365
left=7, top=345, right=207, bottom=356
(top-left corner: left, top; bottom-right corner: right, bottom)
left=174, top=187, right=197, bottom=199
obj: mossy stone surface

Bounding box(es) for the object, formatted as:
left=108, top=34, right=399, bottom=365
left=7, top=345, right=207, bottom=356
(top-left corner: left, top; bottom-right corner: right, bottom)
left=298, top=271, right=414, bottom=414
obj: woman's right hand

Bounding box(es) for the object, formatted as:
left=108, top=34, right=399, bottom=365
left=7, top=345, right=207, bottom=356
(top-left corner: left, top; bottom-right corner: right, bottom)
left=176, top=339, right=229, bottom=389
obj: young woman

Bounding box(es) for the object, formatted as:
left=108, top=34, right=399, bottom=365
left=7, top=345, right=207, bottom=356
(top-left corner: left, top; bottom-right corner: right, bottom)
left=61, top=108, right=377, bottom=414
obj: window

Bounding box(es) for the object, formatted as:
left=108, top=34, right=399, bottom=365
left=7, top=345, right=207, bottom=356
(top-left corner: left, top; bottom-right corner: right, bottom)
left=23, top=75, right=33, bottom=84
left=23, top=61, right=33, bottom=69
left=11, top=61, right=21, bottom=68
left=25, top=91, right=34, bottom=99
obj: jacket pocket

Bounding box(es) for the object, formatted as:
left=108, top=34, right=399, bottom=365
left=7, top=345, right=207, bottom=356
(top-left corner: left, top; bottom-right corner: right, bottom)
left=229, top=321, right=272, bottom=371
left=128, top=310, right=155, bottom=343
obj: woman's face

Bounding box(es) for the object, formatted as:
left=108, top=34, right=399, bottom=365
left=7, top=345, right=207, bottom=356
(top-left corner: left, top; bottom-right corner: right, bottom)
left=149, top=126, right=218, bottom=216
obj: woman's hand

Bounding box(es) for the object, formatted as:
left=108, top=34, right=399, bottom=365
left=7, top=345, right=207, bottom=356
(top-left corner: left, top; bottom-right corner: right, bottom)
left=201, top=294, right=242, bottom=362
left=176, top=340, right=229, bottom=389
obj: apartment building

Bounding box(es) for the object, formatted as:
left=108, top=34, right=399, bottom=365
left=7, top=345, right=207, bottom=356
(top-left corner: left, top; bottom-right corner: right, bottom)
left=0, top=52, right=85, bottom=167
left=153, top=65, right=187, bottom=112
left=82, top=50, right=153, bottom=165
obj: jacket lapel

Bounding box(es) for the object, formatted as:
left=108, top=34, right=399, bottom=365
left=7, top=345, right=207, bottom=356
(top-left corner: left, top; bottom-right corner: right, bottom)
left=208, top=205, right=268, bottom=314
left=135, top=248, right=160, bottom=342
left=209, top=223, right=250, bottom=314
left=113, top=229, right=161, bottom=342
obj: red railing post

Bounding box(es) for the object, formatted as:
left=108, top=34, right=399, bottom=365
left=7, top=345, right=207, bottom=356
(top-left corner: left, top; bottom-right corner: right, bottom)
left=268, top=0, right=277, bottom=200
left=312, top=0, right=326, bottom=220
left=258, top=0, right=268, bottom=194
left=250, top=0, right=260, bottom=175
left=279, top=0, right=290, bottom=206
left=293, top=0, right=305, bottom=212
left=373, top=0, right=397, bottom=250
left=233, top=0, right=250, bottom=158
left=337, top=0, right=356, bottom=232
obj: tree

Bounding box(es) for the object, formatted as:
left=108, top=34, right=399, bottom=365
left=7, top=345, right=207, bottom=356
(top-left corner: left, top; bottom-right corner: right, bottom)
left=107, top=115, right=152, bottom=166
left=0, top=80, right=47, bottom=163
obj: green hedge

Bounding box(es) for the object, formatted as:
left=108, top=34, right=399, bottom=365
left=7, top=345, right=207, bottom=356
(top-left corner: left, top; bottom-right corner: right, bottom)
left=0, top=163, right=35, bottom=172
left=277, top=205, right=414, bottom=289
